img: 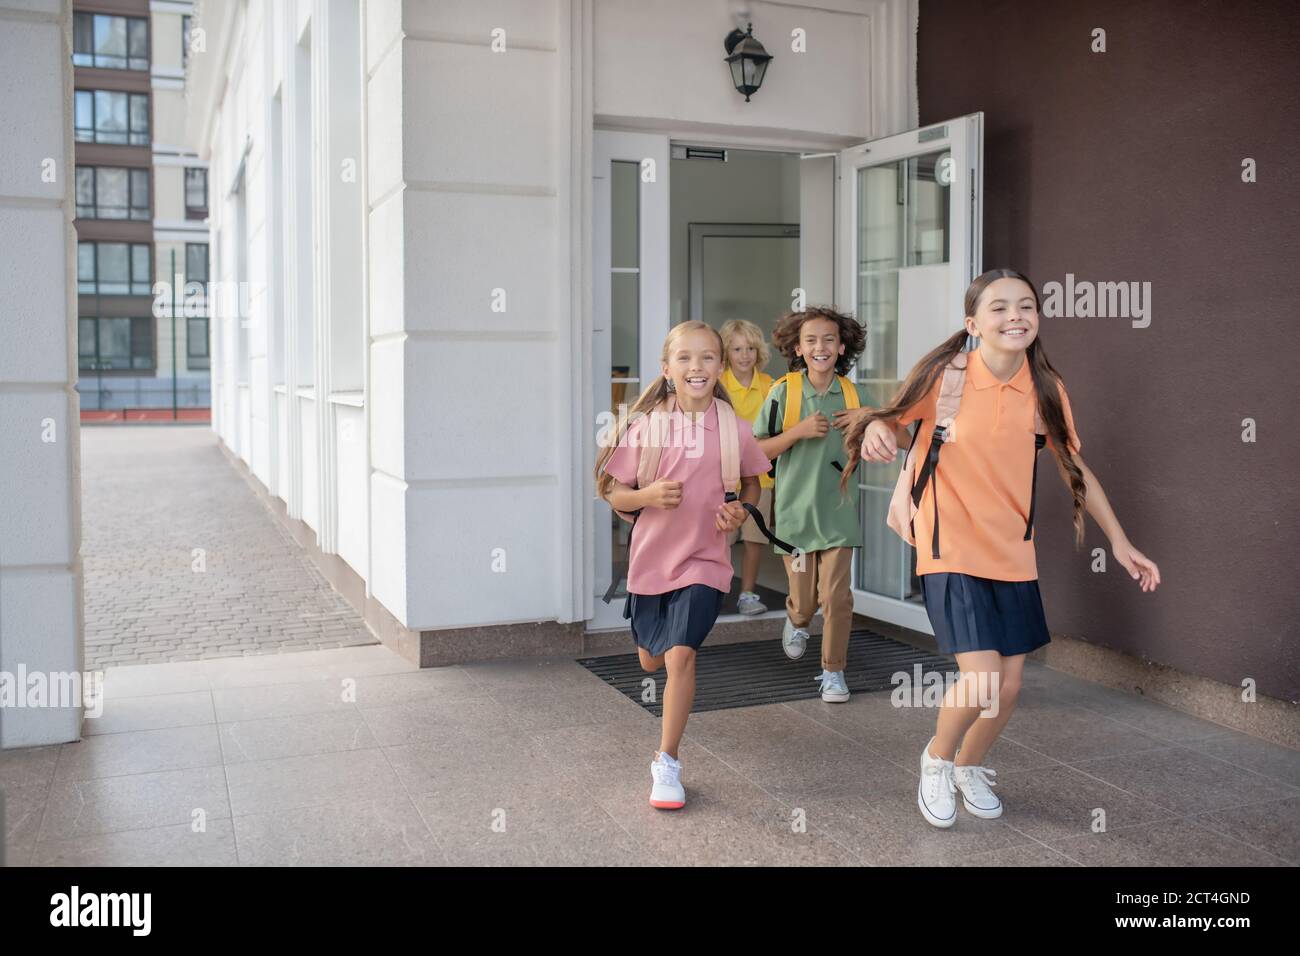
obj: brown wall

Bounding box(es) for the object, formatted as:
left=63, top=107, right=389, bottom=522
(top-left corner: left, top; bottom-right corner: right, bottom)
left=917, top=0, right=1300, bottom=701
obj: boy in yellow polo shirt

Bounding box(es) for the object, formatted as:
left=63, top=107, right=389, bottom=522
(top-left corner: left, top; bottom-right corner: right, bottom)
left=719, top=319, right=776, bottom=616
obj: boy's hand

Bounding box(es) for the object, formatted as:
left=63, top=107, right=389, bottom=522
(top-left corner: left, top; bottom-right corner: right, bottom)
left=832, top=407, right=871, bottom=431
left=794, top=412, right=830, bottom=441
left=643, top=479, right=683, bottom=510
left=1113, top=540, right=1161, bottom=592
left=861, top=420, right=900, bottom=463
left=715, top=499, right=746, bottom=533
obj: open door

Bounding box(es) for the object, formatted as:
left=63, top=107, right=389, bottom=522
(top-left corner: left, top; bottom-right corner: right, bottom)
left=838, top=113, right=985, bottom=633
left=591, top=131, right=671, bottom=629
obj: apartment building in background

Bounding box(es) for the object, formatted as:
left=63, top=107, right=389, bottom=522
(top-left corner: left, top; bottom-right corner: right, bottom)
left=74, top=0, right=210, bottom=416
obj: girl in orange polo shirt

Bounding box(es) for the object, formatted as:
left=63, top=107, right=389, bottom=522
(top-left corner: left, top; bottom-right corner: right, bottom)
left=844, top=268, right=1161, bottom=829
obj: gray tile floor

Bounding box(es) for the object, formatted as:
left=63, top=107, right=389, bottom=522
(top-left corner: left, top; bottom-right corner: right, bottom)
left=3, top=643, right=1296, bottom=866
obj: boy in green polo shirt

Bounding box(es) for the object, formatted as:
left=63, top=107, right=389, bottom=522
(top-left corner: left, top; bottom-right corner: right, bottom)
left=755, top=307, right=871, bottom=702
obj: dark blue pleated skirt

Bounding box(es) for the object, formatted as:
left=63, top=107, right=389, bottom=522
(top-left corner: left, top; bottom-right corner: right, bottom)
left=627, top=584, right=725, bottom=656
left=920, top=572, right=1051, bottom=657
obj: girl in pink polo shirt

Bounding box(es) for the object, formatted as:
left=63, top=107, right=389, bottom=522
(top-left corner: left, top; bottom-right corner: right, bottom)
left=595, top=321, right=771, bottom=810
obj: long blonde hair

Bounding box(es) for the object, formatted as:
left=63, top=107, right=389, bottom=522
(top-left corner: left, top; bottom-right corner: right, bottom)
left=594, top=321, right=734, bottom=502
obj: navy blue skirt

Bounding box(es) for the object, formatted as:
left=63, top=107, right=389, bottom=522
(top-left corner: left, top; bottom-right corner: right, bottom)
left=627, top=584, right=725, bottom=656
left=920, top=573, right=1051, bottom=657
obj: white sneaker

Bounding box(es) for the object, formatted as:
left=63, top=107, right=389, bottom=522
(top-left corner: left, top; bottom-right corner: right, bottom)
left=815, top=669, right=850, bottom=703
left=737, top=591, right=767, bottom=616
left=953, top=765, right=1002, bottom=818
left=917, top=737, right=957, bottom=829
left=649, top=752, right=685, bottom=810
left=782, top=617, right=809, bottom=660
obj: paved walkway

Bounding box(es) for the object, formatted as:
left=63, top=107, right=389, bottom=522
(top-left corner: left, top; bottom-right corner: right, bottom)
left=80, top=425, right=376, bottom=670
left=3, top=645, right=1296, bottom=866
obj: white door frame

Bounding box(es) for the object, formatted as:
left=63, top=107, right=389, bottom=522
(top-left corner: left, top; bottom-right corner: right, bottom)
left=590, top=130, right=671, bottom=630
left=838, top=113, right=985, bottom=634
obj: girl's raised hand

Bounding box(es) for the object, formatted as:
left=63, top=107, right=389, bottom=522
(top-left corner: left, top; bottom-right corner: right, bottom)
left=715, top=499, right=746, bottom=533
left=643, top=479, right=683, bottom=510
left=861, top=419, right=899, bottom=463
left=1113, top=541, right=1161, bottom=592
left=832, top=407, right=871, bottom=431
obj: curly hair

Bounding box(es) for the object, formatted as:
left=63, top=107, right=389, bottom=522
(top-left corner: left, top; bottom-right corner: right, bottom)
left=770, top=306, right=866, bottom=377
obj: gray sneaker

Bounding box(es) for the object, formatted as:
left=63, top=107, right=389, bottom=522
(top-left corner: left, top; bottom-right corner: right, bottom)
left=782, top=617, right=809, bottom=660
left=737, top=591, right=767, bottom=616
left=815, top=669, right=850, bottom=702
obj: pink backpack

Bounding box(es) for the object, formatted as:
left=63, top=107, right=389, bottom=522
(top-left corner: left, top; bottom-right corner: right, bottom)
left=886, top=350, right=1047, bottom=557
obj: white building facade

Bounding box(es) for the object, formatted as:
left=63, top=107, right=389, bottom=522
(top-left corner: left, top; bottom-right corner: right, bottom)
left=186, top=0, right=931, bottom=665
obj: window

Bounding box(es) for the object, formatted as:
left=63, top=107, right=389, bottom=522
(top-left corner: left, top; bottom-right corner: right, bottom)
left=186, top=243, right=209, bottom=285
left=78, top=316, right=154, bottom=370
left=187, top=316, right=210, bottom=369
left=184, top=168, right=208, bottom=214
left=76, top=166, right=150, bottom=220
left=182, top=15, right=191, bottom=68
left=74, top=90, right=149, bottom=146
left=73, top=13, right=149, bottom=70
left=78, top=242, right=152, bottom=295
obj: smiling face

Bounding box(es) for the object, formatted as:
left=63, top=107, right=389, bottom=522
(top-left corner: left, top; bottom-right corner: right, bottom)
left=662, top=326, right=723, bottom=404
left=727, top=336, right=759, bottom=374
left=965, top=276, right=1040, bottom=354
left=794, top=316, right=845, bottom=375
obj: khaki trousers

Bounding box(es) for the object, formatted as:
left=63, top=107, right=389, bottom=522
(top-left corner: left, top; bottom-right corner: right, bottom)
left=782, top=547, right=854, bottom=672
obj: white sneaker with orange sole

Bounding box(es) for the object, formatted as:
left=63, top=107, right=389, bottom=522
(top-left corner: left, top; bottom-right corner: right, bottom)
left=650, top=751, right=685, bottom=810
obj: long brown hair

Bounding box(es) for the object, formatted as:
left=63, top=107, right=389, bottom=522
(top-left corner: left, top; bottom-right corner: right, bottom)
left=840, top=269, right=1087, bottom=546
left=594, top=321, right=735, bottom=502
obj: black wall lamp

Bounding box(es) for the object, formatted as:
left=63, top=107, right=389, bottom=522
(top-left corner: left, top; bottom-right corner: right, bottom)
left=724, top=23, right=772, bottom=101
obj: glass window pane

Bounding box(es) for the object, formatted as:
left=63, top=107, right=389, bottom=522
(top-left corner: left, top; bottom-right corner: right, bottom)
left=130, top=94, right=149, bottom=145
left=100, top=317, right=132, bottom=365
left=94, top=90, right=127, bottom=144
left=610, top=161, right=638, bottom=270
left=130, top=169, right=149, bottom=219
left=79, top=318, right=98, bottom=360
left=185, top=168, right=206, bottom=209
left=73, top=13, right=93, bottom=64
left=74, top=91, right=93, bottom=141
left=132, top=317, right=153, bottom=368
left=94, top=15, right=127, bottom=69
left=186, top=244, right=208, bottom=283
left=906, top=154, right=950, bottom=267
left=128, top=18, right=149, bottom=69
left=75, top=167, right=95, bottom=212
left=97, top=243, right=130, bottom=294
left=78, top=243, right=96, bottom=293
left=132, top=244, right=151, bottom=293
left=188, top=317, right=209, bottom=358
left=610, top=272, right=638, bottom=398
left=97, top=167, right=128, bottom=218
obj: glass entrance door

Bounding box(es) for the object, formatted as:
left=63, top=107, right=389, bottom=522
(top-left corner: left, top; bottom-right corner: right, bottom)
left=591, top=131, right=670, bottom=629
left=838, top=114, right=984, bottom=633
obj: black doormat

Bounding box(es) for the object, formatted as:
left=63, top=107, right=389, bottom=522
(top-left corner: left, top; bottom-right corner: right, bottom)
left=578, top=628, right=956, bottom=716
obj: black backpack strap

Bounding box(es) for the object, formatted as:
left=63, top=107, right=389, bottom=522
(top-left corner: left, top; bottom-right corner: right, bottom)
left=725, top=491, right=797, bottom=554
left=600, top=508, right=641, bottom=604
left=1024, top=433, right=1047, bottom=540
left=910, top=422, right=948, bottom=560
